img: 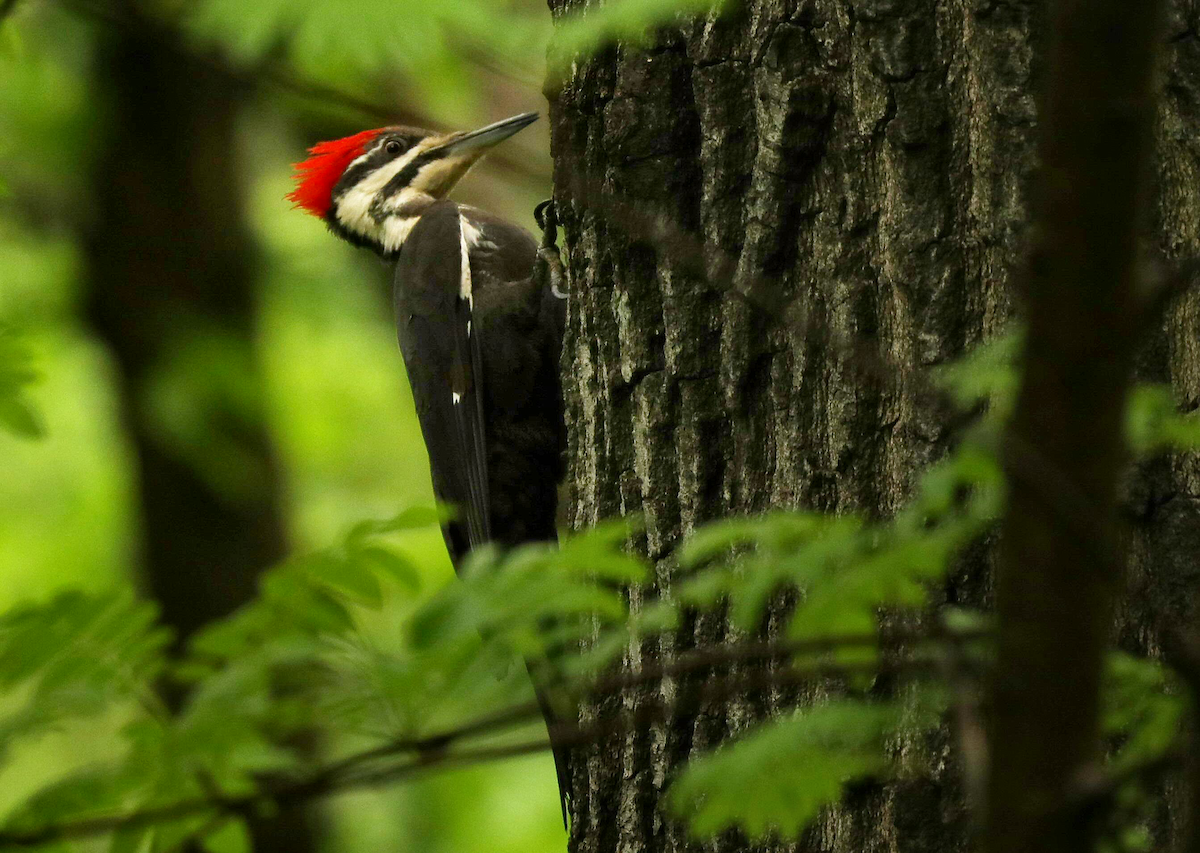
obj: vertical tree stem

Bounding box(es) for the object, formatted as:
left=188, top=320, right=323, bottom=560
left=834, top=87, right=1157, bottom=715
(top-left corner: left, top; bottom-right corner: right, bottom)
left=986, top=1, right=1164, bottom=851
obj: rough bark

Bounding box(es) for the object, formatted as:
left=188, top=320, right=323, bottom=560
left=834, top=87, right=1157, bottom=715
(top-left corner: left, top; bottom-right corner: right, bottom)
left=546, top=0, right=1200, bottom=851
left=82, top=8, right=317, bottom=852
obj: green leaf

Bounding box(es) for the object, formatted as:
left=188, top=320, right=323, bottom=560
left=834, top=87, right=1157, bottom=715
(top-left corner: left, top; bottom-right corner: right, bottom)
left=940, top=607, right=992, bottom=635
left=1103, top=652, right=1183, bottom=772
left=0, top=395, right=44, bottom=437
left=109, top=826, right=152, bottom=853
left=0, top=327, right=44, bottom=439
left=302, top=551, right=383, bottom=608
left=1125, top=384, right=1200, bottom=454
left=355, top=545, right=422, bottom=593
left=344, top=505, right=449, bottom=547
left=261, top=568, right=354, bottom=633
left=201, top=819, right=251, bottom=853
left=551, top=0, right=735, bottom=73
left=668, top=701, right=902, bottom=839
left=931, top=328, right=1022, bottom=413
left=5, top=765, right=140, bottom=829
left=678, top=512, right=834, bottom=568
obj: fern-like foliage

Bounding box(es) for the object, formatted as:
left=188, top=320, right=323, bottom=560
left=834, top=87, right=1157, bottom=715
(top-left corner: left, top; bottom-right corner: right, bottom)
left=0, top=327, right=1192, bottom=849
left=668, top=694, right=940, bottom=839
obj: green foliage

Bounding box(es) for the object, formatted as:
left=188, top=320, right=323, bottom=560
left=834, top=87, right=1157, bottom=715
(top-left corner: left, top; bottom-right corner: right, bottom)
left=0, top=328, right=44, bottom=439
left=178, top=0, right=731, bottom=122
left=1102, top=652, right=1183, bottom=774
left=0, top=322, right=1191, bottom=849
left=0, top=511, right=649, bottom=847
left=931, top=329, right=1022, bottom=416
left=668, top=695, right=938, bottom=839
left=1125, top=384, right=1200, bottom=453
left=1, top=0, right=1192, bottom=836
left=0, top=592, right=169, bottom=755
left=549, top=0, right=734, bottom=73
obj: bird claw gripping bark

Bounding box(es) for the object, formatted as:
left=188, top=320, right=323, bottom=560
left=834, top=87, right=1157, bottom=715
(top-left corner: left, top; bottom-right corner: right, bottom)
left=535, top=199, right=567, bottom=300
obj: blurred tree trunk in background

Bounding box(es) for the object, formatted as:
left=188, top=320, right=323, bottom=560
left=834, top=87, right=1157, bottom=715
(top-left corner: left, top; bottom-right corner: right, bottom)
left=547, top=0, right=1200, bottom=851
left=81, top=5, right=318, bottom=852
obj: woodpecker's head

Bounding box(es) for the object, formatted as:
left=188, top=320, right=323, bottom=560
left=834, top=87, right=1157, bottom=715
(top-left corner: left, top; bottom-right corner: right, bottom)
left=288, top=112, right=538, bottom=256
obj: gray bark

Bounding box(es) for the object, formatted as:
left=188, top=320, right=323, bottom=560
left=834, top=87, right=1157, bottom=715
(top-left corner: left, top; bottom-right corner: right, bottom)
left=546, top=0, right=1200, bottom=851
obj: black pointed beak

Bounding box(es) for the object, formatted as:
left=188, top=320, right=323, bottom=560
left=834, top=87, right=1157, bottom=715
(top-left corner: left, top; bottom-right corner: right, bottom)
left=433, top=112, right=539, bottom=158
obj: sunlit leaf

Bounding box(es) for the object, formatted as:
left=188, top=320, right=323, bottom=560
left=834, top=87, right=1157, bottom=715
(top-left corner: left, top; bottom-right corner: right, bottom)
left=668, top=701, right=902, bottom=839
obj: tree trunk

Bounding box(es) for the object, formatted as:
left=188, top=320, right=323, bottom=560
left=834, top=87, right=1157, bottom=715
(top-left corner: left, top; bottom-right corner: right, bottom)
left=82, top=7, right=318, bottom=852
left=546, top=0, right=1200, bottom=851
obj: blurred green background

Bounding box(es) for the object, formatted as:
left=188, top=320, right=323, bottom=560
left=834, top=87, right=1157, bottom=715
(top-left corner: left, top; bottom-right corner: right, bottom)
left=0, top=0, right=562, bottom=850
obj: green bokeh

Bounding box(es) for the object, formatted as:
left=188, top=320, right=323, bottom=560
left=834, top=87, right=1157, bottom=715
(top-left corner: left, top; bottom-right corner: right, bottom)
left=0, top=1, right=563, bottom=850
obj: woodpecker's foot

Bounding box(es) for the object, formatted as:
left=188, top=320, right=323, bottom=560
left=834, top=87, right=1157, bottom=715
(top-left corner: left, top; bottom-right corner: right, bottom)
left=535, top=199, right=559, bottom=249
left=535, top=200, right=567, bottom=300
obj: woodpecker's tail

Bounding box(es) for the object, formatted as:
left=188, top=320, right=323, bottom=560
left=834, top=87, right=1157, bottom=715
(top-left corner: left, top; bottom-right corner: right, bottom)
left=529, top=676, right=573, bottom=831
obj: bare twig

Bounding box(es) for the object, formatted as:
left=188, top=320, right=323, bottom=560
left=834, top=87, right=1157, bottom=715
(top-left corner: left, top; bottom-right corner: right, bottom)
left=1066, top=749, right=1186, bottom=814
left=934, top=621, right=989, bottom=825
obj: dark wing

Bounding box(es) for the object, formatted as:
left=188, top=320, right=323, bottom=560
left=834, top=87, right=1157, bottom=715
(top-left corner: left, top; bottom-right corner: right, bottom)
left=393, top=199, right=491, bottom=558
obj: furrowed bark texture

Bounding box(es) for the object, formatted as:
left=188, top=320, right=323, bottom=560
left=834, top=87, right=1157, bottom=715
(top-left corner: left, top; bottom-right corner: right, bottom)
left=546, top=1, right=1200, bottom=851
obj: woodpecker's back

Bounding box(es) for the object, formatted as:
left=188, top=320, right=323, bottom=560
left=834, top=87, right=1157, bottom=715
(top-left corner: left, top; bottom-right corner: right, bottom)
left=288, top=112, right=572, bottom=825
left=393, top=199, right=565, bottom=563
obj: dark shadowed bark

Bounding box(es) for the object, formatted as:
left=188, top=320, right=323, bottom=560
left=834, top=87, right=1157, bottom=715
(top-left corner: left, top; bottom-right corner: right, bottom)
left=81, top=6, right=317, bottom=852
left=546, top=0, right=1200, bottom=851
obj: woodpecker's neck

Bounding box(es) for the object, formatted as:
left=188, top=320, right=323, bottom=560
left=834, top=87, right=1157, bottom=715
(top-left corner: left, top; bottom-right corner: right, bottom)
left=329, top=187, right=437, bottom=258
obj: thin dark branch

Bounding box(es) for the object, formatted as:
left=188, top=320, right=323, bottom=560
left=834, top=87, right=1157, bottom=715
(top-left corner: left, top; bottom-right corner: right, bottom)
left=0, top=632, right=977, bottom=848
left=935, top=622, right=989, bottom=825
left=1066, top=748, right=1186, bottom=813
left=985, top=0, right=1165, bottom=847
left=317, top=626, right=993, bottom=773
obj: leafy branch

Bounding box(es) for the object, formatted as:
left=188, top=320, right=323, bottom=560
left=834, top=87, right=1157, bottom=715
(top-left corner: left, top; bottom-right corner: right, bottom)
left=0, top=627, right=974, bottom=848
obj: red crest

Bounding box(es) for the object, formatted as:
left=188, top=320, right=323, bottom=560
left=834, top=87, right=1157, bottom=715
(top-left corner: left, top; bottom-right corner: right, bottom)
left=287, top=128, right=386, bottom=218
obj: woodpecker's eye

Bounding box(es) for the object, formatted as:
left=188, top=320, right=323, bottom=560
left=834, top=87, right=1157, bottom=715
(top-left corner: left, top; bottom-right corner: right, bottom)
left=385, top=139, right=403, bottom=155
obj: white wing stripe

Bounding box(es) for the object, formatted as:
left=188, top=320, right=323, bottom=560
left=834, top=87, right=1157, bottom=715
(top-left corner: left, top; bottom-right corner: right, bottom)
left=457, top=212, right=474, bottom=308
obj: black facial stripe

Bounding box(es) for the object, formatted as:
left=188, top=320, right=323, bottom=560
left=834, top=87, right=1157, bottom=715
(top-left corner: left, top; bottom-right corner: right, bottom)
left=330, top=133, right=425, bottom=203
left=380, top=148, right=440, bottom=199
left=336, top=158, right=382, bottom=195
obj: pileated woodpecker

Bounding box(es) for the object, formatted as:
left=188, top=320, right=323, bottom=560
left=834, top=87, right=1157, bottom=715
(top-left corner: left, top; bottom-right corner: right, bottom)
left=288, top=113, right=570, bottom=820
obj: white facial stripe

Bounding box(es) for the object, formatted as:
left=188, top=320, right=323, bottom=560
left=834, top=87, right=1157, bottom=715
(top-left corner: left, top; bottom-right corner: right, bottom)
left=344, top=148, right=374, bottom=172
left=335, top=140, right=434, bottom=243
left=381, top=214, right=421, bottom=254
left=458, top=212, right=473, bottom=307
